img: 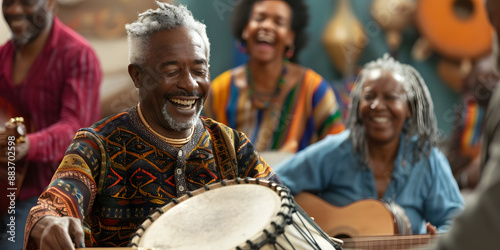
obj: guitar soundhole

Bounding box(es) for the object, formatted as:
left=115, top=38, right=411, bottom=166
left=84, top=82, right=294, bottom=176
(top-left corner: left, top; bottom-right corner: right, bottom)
left=453, top=0, right=474, bottom=20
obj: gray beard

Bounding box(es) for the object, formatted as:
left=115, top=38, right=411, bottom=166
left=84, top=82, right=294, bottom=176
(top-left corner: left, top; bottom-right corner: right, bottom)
left=161, top=99, right=202, bottom=131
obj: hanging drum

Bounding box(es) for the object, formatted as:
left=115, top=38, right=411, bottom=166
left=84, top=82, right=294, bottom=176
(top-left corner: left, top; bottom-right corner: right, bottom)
left=414, top=0, right=493, bottom=63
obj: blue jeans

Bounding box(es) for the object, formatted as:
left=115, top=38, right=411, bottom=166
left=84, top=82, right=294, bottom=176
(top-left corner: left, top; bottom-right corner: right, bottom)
left=0, top=196, right=38, bottom=250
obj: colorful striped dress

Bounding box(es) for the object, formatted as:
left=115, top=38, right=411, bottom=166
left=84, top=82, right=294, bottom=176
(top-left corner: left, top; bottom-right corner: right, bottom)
left=205, top=67, right=345, bottom=152
left=459, top=99, right=484, bottom=158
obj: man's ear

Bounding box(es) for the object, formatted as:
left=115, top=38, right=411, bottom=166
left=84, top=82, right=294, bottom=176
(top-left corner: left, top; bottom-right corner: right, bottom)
left=128, top=64, right=142, bottom=89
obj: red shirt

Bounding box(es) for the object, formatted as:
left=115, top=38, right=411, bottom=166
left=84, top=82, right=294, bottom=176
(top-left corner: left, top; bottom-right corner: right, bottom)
left=0, top=17, right=102, bottom=200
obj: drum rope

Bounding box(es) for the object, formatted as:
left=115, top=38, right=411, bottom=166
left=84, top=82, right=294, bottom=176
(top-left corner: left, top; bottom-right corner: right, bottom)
left=128, top=179, right=343, bottom=249
left=291, top=199, right=343, bottom=250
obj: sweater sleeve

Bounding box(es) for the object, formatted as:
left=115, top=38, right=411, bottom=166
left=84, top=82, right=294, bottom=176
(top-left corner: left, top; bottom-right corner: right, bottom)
left=23, top=130, right=102, bottom=249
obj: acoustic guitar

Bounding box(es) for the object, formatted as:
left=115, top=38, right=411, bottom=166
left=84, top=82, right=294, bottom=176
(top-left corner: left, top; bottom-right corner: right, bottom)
left=0, top=97, right=30, bottom=215
left=294, top=192, right=437, bottom=249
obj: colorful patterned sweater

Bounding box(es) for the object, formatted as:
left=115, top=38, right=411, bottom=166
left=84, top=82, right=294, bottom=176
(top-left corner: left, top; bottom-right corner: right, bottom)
left=24, top=106, right=280, bottom=248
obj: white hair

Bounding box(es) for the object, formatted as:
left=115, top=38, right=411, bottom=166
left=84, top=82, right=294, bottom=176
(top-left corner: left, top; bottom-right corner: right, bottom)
left=125, top=1, right=210, bottom=65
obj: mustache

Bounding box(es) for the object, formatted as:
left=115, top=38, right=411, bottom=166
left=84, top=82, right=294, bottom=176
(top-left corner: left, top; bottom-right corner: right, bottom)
left=5, top=15, right=29, bottom=23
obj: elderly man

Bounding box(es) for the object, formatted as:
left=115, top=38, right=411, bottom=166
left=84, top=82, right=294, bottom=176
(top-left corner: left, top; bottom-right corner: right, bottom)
left=24, top=2, right=280, bottom=249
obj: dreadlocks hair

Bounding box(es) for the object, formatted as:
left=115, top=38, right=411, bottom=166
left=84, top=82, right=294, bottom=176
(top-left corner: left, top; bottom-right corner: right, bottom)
left=347, top=53, right=439, bottom=165
left=125, top=1, right=210, bottom=66
left=231, top=0, right=309, bottom=63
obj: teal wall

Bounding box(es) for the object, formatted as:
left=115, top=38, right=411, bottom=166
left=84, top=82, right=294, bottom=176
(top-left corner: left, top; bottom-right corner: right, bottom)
left=179, top=0, right=460, bottom=136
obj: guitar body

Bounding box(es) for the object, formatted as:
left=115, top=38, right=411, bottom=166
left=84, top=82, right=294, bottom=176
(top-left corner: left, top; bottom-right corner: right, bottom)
left=295, top=192, right=438, bottom=249
left=294, top=192, right=397, bottom=238
left=0, top=97, right=30, bottom=215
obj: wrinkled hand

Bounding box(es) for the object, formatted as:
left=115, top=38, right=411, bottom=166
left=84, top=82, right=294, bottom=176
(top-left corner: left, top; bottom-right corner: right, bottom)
left=30, top=216, right=85, bottom=250
left=426, top=222, right=437, bottom=234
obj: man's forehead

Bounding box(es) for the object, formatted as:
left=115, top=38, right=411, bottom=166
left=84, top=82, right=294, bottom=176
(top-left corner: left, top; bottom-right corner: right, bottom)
left=150, top=28, right=206, bottom=52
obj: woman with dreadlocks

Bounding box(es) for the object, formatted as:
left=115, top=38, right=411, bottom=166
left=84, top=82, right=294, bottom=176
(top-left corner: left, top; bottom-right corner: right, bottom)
left=275, top=54, right=464, bottom=235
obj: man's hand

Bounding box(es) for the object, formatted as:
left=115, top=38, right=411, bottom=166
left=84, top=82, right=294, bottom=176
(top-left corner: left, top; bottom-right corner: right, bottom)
left=0, top=122, right=30, bottom=163
left=30, top=216, right=85, bottom=250
left=0, top=136, right=29, bottom=163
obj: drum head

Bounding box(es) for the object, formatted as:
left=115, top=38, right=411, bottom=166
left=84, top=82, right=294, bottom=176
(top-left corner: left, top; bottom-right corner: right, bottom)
left=136, top=182, right=281, bottom=249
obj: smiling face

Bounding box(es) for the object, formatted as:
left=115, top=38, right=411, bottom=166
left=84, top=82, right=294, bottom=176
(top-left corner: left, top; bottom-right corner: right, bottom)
left=130, top=27, right=210, bottom=133
left=2, top=0, right=54, bottom=46
left=242, top=0, right=295, bottom=63
left=359, top=69, right=411, bottom=146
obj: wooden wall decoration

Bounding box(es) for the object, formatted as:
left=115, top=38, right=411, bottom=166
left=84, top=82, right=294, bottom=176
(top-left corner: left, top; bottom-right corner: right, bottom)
left=55, top=0, right=174, bottom=39
left=413, top=0, right=493, bottom=91
left=53, top=0, right=175, bottom=118
left=322, top=0, right=366, bottom=78
left=372, top=0, right=416, bottom=55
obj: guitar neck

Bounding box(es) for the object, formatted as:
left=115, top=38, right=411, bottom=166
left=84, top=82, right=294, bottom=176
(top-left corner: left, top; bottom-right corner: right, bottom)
left=341, top=234, right=437, bottom=250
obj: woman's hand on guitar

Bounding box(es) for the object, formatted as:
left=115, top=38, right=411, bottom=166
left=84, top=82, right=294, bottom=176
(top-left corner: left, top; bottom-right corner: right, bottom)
left=30, top=215, right=85, bottom=250
left=426, top=222, right=437, bottom=234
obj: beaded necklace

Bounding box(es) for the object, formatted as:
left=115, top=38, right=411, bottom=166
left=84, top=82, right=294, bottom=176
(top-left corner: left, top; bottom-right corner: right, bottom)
left=137, top=103, right=195, bottom=148
left=246, top=60, right=288, bottom=108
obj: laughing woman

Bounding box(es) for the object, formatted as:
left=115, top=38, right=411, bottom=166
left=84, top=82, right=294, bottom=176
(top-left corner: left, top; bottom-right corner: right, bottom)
left=275, top=54, right=465, bottom=235
left=204, top=0, right=345, bottom=153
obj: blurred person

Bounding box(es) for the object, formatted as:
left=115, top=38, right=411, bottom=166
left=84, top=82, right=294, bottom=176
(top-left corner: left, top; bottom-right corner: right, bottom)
left=430, top=0, right=500, bottom=249
left=275, top=54, right=464, bottom=235
left=204, top=0, right=345, bottom=153
left=23, top=2, right=281, bottom=249
left=441, top=52, right=499, bottom=191
left=0, top=0, right=102, bottom=248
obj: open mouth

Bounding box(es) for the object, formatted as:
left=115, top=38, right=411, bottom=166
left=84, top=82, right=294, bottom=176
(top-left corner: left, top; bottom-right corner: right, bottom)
left=8, top=18, right=28, bottom=33
left=256, top=31, right=275, bottom=45
left=168, top=98, right=197, bottom=110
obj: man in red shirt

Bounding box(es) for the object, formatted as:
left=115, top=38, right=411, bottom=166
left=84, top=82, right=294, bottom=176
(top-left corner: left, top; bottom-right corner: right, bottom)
left=0, top=0, right=102, bottom=249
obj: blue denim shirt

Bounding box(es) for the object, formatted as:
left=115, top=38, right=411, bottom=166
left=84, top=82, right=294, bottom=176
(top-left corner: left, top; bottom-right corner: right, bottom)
left=275, top=130, right=465, bottom=234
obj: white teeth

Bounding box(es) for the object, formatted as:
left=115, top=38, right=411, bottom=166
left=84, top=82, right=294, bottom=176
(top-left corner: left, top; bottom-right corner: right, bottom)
left=258, top=36, right=274, bottom=43
left=170, top=99, right=196, bottom=106
left=373, top=117, right=389, bottom=123
left=257, top=31, right=274, bottom=44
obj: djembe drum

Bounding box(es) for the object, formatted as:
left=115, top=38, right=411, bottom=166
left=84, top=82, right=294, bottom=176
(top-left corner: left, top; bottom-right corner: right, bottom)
left=129, top=178, right=341, bottom=250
